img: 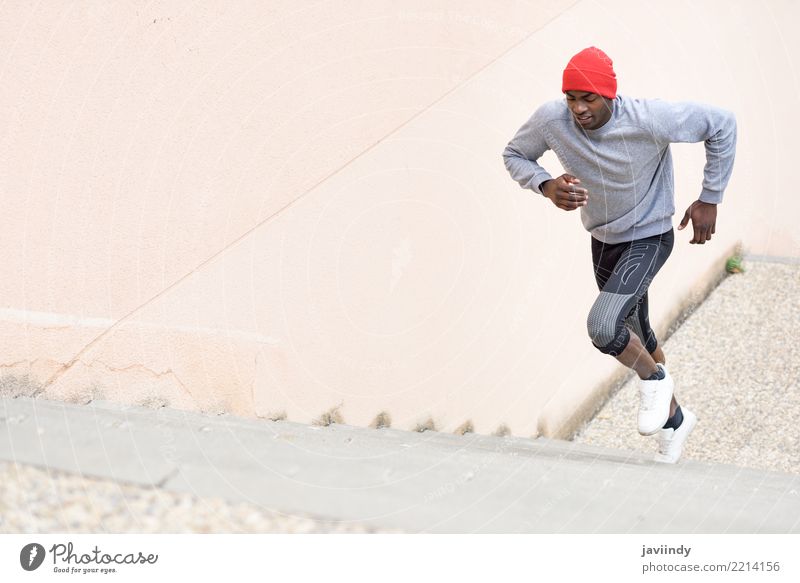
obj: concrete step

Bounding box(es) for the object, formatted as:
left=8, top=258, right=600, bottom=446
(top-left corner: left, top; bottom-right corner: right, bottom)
left=1, top=396, right=798, bottom=533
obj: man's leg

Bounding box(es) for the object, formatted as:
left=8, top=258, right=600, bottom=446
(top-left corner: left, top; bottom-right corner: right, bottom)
left=651, top=344, right=665, bottom=365
left=620, top=290, right=678, bottom=416
left=648, top=343, right=678, bottom=416
left=587, top=234, right=671, bottom=359
left=616, top=334, right=678, bottom=416
left=615, top=327, right=658, bottom=379
left=589, top=230, right=693, bottom=459
left=588, top=230, right=678, bottom=434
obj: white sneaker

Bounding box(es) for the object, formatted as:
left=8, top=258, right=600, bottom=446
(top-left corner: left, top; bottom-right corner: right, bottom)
left=637, top=363, right=673, bottom=435
left=654, top=407, right=698, bottom=463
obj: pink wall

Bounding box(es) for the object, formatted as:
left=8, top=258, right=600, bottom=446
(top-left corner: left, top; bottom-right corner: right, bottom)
left=1, top=0, right=795, bottom=437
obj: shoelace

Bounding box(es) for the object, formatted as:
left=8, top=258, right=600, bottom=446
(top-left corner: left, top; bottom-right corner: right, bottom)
left=639, top=386, right=658, bottom=411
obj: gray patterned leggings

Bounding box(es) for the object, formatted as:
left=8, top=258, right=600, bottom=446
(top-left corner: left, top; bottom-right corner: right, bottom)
left=588, top=228, right=674, bottom=356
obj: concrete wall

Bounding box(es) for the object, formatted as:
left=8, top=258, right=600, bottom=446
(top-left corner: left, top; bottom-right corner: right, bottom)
left=1, top=0, right=797, bottom=437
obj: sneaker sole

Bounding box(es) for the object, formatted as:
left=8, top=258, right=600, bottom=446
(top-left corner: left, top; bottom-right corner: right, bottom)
left=638, top=411, right=671, bottom=437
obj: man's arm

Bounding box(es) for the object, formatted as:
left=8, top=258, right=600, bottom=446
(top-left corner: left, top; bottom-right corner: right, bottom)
left=502, top=107, right=590, bottom=211
left=649, top=99, right=738, bottom=204
left=502, top=109, right=553, bottom=196
left=649, top=100, right=737, bottom=244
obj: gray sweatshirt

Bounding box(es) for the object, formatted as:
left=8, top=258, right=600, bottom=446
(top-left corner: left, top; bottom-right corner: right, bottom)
left=502, top=95, right=737, bottom=243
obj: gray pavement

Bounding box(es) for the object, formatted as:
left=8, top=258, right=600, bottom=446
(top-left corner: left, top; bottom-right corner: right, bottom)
left=0, top=460, right=399, bottom=534
left=1, top=393, right=798, bottom=533
left=2, top=259, right=799, bottom=534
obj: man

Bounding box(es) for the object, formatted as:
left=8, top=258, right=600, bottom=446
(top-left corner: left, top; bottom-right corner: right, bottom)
left=502, top=46, right=737, bottom=463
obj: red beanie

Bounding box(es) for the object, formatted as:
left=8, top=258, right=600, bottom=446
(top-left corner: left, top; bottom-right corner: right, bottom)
left=562, top=46, right=617, bottom=99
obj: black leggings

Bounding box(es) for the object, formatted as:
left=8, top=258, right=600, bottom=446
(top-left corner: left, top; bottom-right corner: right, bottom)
left=588, top=228, right=674, bottom=356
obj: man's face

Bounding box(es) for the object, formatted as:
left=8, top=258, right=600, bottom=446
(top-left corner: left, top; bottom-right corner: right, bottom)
left=565, top=90, right=613, bottom=130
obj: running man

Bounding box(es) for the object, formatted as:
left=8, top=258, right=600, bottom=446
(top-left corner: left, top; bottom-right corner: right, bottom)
left=502, top=46, right=737, bottom=463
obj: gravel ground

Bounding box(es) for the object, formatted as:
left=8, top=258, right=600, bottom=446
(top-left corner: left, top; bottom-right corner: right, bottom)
left=575, top=260, right=800, bottom=475
left=0, top=461, right=401, bottom=533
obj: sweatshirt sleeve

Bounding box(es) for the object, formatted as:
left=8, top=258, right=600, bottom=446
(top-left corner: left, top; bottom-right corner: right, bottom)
left=648, top=99, right=737, bottom=204
left=502, top=108, right=553, bottom=196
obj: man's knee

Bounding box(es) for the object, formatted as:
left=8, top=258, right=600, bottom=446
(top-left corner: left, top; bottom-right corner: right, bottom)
left=587, top=293, right=632, bottom=355
left=587, top=309, right=616, bottom=348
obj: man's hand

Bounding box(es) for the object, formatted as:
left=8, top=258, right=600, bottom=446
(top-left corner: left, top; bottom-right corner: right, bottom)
left=678, top=200, right=717, bottom=244
left=541, top=174, right=588, bottom=211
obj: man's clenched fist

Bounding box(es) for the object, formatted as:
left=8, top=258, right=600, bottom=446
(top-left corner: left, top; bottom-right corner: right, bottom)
left=540, top=174, right=589, bottom=211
